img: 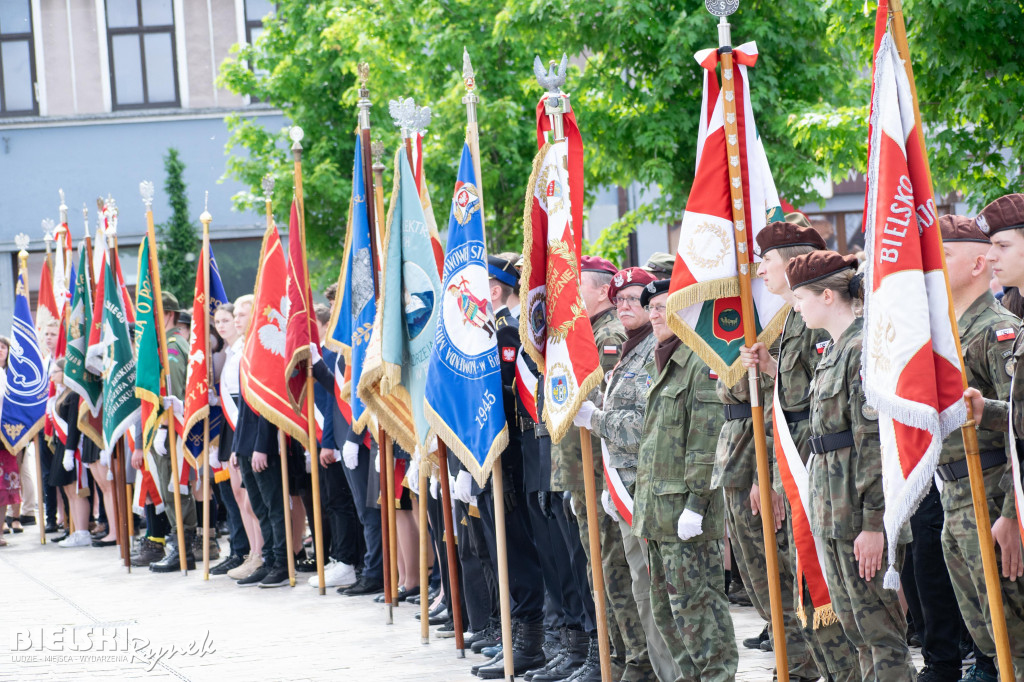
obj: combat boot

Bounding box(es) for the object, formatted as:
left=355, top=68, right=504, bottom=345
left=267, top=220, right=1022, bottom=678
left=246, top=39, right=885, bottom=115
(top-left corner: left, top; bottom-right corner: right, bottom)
left=561, top=635, right=601, bottom=682
left=530, top=627, right=588, bottom=681
left=130, top=537, right=165, bottom=567
left=150, top=532, right=197, bottom=572
left=476, top=620, right=546, bottom=679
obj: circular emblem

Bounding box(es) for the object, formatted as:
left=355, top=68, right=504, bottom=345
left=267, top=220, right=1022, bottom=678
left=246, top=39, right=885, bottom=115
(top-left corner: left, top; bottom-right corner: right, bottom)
left=1006, top=356, right=1015, bottom=378
left=861, top=402, right=879, bottom=420
left=528, top=291, right=547, bottom=348
left=402, top=261, right=436, bottom=341
left=684, top=221, right=731, bottom=272
left=440, top=247, right=495, bottom=363
left=453, top=182, right=480, bottom=226
left=717, top=308, right=741, bottom=333
left=705, top=0, right=739, bottom=17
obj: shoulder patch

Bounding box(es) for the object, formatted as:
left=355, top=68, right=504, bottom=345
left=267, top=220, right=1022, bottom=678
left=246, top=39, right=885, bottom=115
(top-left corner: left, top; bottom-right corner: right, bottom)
left=1004, top=349, right=1014, bottom=359
left=815, top=340, right=829, bottom=354
left=996, top=327, right=1016, bottom=342
left=1007, top=356, right=1015, bottom=378
left=603, top=345, right=620, bottom=355
left=501, top=347, right=516, bottom=363
left=862, top=402, right=879, bottom=420
left=709, top=368, right=718, bottom=379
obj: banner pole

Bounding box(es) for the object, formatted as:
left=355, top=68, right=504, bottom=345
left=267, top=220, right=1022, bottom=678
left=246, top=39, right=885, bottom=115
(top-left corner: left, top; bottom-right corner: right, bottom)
left=436, top=442, right=465, bottom=655
left=199, top=201, right=212, bottom=580
left=419, top=461, right=430, bottom=644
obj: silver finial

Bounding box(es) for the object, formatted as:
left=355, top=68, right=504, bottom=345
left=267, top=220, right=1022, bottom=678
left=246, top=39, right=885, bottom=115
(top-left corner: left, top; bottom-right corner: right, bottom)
left=41, top=219, right=55, bottom=241
left=533, top=54, right=568, bottom=93
left=412, top=105, right=432, bottom=136
left=371, top=139, right=385, bottom=168
left=200, top=191, right=212, bottom=224
left=262, top=175, right=275, bottom=203
left=463, top=48, right=475, bottom=87
left=389, top=97, right=415, bottom=133
left=104, top=196, right=119, bottom=236
left=140, top=181, right=155, bottom=209
left=15, top=233, right=30, bottom=252
left=289, top=126, right=304, bottom=151
left=705, top=0, right=739, bottom=17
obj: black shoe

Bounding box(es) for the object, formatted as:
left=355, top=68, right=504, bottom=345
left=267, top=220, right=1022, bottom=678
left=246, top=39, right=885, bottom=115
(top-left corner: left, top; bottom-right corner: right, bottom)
left=916, top=665, right=962, bottom=682
left=415, top=600, right=446, bottom=621
left=211, top=554, right=245, bottom=576
left=471, top=625, right=501, bottom=654
left=339, top=575, right=384, bottom=596
left=19, top=515, right=36, bottom=526
left=150, top=533, right=197, bottom=573
left=51, top=532, right=69, bottom=543
left=237, top=565, right=270, bottom=587
left=295, top=553, right=316, bottom=573
left=92, top=539, right=118, bottom=547
left=531, top=628, right=588, bottom=681
left=396, top=585, right=419, bottom=602
left=44, top=522, right=59, bottom=534
left=760, top=638, right=773, bottom=652
left=743, top=624, right=769, bottom=650
left=476, top=621, right=546, bottom=679
left=259, top=566, right=290, bottom=588
left=131, top=538, right=166, bottom=567
left=560, top=636, right=602, bottom=682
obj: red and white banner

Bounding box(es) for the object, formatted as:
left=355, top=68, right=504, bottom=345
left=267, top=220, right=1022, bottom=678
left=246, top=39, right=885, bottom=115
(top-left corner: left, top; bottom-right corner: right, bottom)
left=514, top=348, right=539, bottom=424
left=862, top=16, right=965, bottom=588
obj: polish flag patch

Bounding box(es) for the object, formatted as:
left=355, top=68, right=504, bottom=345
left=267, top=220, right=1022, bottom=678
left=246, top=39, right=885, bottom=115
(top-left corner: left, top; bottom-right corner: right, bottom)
left=815, top=340, right=829, bottom=354
left=709, top=369, right=718, bottom=379
left=603, top=345, right=620, bottom=355
left=996, top=328, right=1016, bottom=342
left=502, top=347, right=516, bottom=362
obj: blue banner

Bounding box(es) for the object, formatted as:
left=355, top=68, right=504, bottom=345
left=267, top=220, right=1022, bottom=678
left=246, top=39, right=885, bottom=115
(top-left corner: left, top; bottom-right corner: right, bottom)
left=0, top=271, right=49, bottom=452
left=424, top=143, right=508, bottom=485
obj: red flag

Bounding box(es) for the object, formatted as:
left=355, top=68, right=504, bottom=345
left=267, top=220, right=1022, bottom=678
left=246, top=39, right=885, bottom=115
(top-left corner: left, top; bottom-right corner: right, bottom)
left=240, top=223, right=311, bottom=446
left=36, top=255, right=58, bottom=334
left=284, top=200, right=320, bottom=421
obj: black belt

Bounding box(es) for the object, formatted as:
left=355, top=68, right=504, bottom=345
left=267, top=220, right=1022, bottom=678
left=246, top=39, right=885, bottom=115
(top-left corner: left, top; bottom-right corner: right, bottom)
left=935, top=449, right=1007, bottom=482
left=783, top=409, right=810, bottom=424
left=519, top=416, right=549, bottom=438
left=808, top=430, right=854, bottom=455
left=724, top=403, right=752, bottom=421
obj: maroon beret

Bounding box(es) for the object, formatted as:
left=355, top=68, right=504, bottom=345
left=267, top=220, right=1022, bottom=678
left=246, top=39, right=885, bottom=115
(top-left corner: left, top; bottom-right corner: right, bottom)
left=755, top=221, right=827, bottom=257
left=975, top=194, right=1024, bottom=237
left=786, top=250, right=858, bottom=290
left=581, top=255, right=619, bottom=276
left=939, top=214, right=989, bottom=244
left=608, top=267, right=656, bottom=301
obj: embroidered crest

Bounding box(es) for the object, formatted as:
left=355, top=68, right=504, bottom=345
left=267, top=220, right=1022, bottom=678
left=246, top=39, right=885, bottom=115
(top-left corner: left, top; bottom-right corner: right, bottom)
left=502, top=346, right=516, bottom=362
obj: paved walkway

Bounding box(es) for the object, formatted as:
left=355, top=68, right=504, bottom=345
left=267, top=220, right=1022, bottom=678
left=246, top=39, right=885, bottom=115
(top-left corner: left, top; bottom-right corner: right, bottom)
left=0, top=532, right=920, bottom=680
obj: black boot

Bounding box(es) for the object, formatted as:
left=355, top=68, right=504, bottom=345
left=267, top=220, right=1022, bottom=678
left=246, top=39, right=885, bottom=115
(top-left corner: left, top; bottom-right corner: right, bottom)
left=150, top=533, right=196, bottom=572
left=562, top=635, right=601, bottom=682
left=476, top=621, right=546, bottom=679
left=531, top=628, right=588, bottom=681
left=525, top=628, right=567, bottom=681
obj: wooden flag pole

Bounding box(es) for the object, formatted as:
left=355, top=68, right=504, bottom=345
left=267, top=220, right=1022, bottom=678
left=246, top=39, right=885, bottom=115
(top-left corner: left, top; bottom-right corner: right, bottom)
left=419, top=461, right=430, bottom=644
left=710, top=6, right=789, bottom=679
left=141, top=185, right=188, bottom=575
left=887, top=3, right=1012, bottom=679
left=291, top=128, right=326, bottom=594
left=199, top=200, right=213, bottom=580
left=385, top=438, right=400, bottom=607
left=436, top=442, right=466, bottom=655
left=113, top=440, right=131, bottom=568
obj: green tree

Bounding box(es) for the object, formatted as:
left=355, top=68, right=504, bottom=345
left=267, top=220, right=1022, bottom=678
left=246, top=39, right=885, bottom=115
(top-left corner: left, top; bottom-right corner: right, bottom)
left=157, top=148, right=198, bottom=305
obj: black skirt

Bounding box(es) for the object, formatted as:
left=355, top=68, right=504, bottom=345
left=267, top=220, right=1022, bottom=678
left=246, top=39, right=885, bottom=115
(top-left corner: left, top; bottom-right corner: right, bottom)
left=47, top=445, right=76, bottom=488
left=80, top=438, right=100, bottom=465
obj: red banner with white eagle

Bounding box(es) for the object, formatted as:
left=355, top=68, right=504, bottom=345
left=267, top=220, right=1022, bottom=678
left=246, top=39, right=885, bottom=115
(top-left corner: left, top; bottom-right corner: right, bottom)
left=862, top=5, right=965, bottom=588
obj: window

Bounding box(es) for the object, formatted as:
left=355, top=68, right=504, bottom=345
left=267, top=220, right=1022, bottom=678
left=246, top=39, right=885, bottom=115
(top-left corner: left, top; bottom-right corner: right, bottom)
left=105, top=0, right=179, bottom=109
left=0, top=0, right=37, bottom=116
left=244, top=0, right=274, bottom=45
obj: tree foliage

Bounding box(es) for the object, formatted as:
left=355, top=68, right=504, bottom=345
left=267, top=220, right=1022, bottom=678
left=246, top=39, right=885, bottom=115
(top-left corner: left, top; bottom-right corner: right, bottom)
left=157, top=148, right=198, bottom=305
left=219, top=1, right=1023, bottom=270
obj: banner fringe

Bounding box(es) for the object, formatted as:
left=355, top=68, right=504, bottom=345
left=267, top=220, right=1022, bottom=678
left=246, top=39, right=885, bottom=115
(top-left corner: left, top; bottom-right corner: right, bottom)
left=545, top=366, right=603, bottom=445
left=424, top=402, right=508, bottom=489
left=812, top=604, right=839, bottom=629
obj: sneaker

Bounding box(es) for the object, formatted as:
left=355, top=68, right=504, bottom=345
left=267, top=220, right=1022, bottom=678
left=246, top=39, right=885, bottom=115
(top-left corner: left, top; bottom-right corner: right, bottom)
left=259, top=566, right=290, bottom=588
left=436, top=621, right=462, bottom=639
left=236, top=565, right=269, bottom=587
left=960, top=665, right=998, bottom=682
left=309, top=560, right=357, bottom=588
left=58, top=530, right=93, bottom=548
left=227, top=554, right=263, bottom=580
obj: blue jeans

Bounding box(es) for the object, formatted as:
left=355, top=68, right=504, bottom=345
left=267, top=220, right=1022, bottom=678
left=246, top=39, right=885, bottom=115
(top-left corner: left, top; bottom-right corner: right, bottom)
left=341, top=442, right=383, bottom=581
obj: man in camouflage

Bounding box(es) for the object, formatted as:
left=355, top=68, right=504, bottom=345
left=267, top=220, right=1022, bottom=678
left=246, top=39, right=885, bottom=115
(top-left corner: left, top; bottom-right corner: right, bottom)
left=961, top=195, right=1024, bottom=682
left=632, top=279, right=736, bottom=681
left=575, top=266, right=679, bottom=682
left=550, top=255, right=656, bottom=681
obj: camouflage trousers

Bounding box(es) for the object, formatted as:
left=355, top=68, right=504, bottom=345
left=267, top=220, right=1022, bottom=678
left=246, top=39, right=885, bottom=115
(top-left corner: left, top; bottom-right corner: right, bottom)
left=573, top=493, right=656, bottom=681
left=647, top=538, right=737, bottom=682
left=942, top=496, right=1024, bottom=678
left=724, top=486, right=817, bottom=678
left=823, top=538, right=915, bottom=681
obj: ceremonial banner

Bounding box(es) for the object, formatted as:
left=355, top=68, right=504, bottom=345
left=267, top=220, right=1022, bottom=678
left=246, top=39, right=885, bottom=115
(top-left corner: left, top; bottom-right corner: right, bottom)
left=36, top=255, right=58, bottom=334
left=325, top=135, right=377, bottom=434
left=358, top=147, right=441, bottom=452
left=862, top=26, right=965, bottom=588
left=100, top=254, right=140, bottom=455
left=183, top=245, right=229, bottom=469
left=66, top=243, right=103, bottom=448
left=134, top=237, right=166, bottom=452
left=132, top=449, right=165, bottom=514
left=514, top=348, right=539, bottom=424
left=0, top=270, right=48, bottom=452
left=240, top=224, right=309, bottom=443
left=665, top=43, right=787, bottom=387
left=284, top=200, right=320, bottom=427
left=424, top=143, right=508, bottom=485
left=520, top=131, right=601, bottom=444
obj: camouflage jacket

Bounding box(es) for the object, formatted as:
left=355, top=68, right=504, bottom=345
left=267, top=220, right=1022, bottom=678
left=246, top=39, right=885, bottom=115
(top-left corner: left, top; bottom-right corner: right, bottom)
left=632, top=342, right=725, bottom=543
left=167, top=327, right=189, bottom=399
left=942, top=293, right=1020, bottom=516
left=590, top=331, right=656, bottom=485
left=550, top=307, right=624, bottom=492
left=980, top=317, right=1024, bottom=458
left=771, top=311, right=830, bottom=493
left=711, top=357, right=775, bottom=491
left=807, top=318, right=901, bottom=541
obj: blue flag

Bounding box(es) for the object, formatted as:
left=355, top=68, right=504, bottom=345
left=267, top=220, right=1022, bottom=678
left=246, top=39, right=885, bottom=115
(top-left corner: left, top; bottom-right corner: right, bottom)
left=325, top=135, right=377, bottom=434
left=424, top=143, right=508, bottom=485
left=0, top=270, right=49, bottom=452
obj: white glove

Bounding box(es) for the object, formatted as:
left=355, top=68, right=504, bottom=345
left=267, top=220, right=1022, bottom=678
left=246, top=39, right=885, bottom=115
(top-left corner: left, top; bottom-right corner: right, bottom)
left=209, top=446, right=221, bottom=469
left=469, top=495, right=478, bottom=507
left=309, top=343, right=321, bottom=365
left=63, top=450, right=74, bottom=472
left=154, top=429, right=168, bottom=456
left=407, top=455, right=420, bottom=488
left=601, top=490, right=619, bottom=521
left=374, top=452, right=380, bottom=473
left=162, top=395, right=184, bottom=418
left=342, top=441, right=359, bottom=470
left=454, top=470, right=473, bottom=504
left=208, top=388, right=220, bottom=407
left=428, top=436, right=439, bottom=454
left=429, top=475, right=439, bottom=500
left=676, top=509, right=704, bottom=541
left=573, top=401, right=596, bottom=430
left=304, top=451, right=312, bottom=473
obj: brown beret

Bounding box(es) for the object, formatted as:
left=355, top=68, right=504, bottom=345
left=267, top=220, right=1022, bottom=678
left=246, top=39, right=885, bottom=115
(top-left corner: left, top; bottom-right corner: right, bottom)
left=609, top=267, right=656, bottom=301
left=786, top=250, right=858, bottom=291
left=939, top=214, right=989, bottom=244
left=755, top=221, right=827, bottom=257
left=975, top=194, right=1024, bottom=237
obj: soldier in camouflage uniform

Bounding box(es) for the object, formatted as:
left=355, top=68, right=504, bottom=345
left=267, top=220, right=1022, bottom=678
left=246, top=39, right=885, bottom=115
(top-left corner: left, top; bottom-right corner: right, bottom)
left=575, top=266, right=679, bottom=682
left=632, top=280, right=736, bottom=681
left=552, top=255, right=655, bottom=681
left=788, top=251, right=916, bottom=681
left=963, top=196, right=1024, bottom=682
left=744, top=220, right=859, bottom=681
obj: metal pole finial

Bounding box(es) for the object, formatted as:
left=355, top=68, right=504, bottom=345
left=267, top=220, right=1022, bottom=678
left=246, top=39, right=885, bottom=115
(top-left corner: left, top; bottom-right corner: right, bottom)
left=462, top=48, right=476, bottom=90
left=371, top=139, right=385, bottom=169
left=140, top=181, right=155, bottom=209
left=357, top=62, right=372, bottom=130
left=262, top=174, right=275, bottom=203
left=705, top=0, right=739, bottom=16
left=200, top=191, right=212, bottom=224
left=290, top=125, right=304, bottom=152
left=533, top=54, right=571, bottom=141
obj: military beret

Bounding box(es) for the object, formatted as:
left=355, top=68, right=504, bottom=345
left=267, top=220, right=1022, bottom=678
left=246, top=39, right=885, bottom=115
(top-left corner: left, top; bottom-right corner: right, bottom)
left=784, top=211, right=814, bottom=230
left=643, top=252, right=674, bottom=278
left=161, top=291, right=180, bottom=311
left=755, top=220, right=827, bottom=257
left=609, top=267, right=656, bottom=301
left=975, top=194, right=1024, bottom=237
left=786, top=250, right=858, bottom=291
left=639, top=279, right=671, bottom=308
left=939, top=214, right=989, bottom=244
left=581, top=255, right=619, bottom=276
left=487, top=254, right=519, bottom=287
